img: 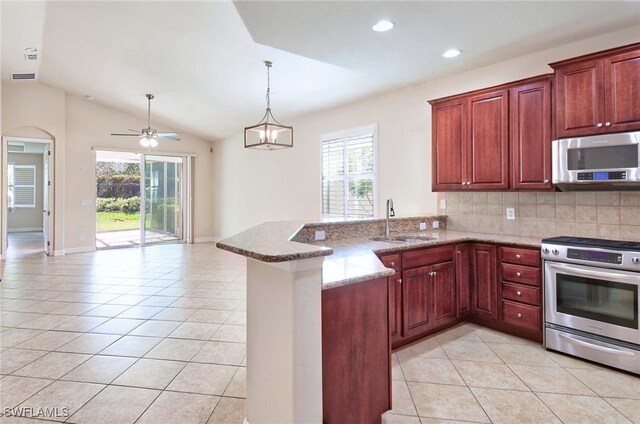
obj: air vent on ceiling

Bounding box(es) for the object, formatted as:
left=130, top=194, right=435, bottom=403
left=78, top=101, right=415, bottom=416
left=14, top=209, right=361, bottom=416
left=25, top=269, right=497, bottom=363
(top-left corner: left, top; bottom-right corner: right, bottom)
left=8, top=144, right=25, bottom=152
left=24, top=54, right=38, bottom=61
left=10, top=73, right=36, bottom=80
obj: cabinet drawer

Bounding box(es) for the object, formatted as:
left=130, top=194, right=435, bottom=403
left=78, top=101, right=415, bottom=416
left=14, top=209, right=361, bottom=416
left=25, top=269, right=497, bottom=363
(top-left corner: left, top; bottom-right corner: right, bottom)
left=501, top=263, right=540, bottom=287
left=501, top=282, right=541, bottom=306
left=502, top=300, right=541, bottom=332
left=501, top=246, right=541, bottom=267
left=402, top=246, right=454, bottom=269
left=379, top=254, right=401, bottom=273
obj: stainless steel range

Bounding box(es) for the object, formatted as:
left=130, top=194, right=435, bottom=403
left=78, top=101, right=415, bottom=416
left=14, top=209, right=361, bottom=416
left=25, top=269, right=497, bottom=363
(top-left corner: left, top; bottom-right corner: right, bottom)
left=541, top=236, right=640, bottom=374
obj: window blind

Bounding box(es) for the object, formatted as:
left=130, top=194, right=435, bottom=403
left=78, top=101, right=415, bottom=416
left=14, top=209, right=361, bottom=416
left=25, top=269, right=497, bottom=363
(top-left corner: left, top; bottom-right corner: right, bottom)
left=322, top=125, right=376, bottom=219
left=8, top=164, right=36, bottom=208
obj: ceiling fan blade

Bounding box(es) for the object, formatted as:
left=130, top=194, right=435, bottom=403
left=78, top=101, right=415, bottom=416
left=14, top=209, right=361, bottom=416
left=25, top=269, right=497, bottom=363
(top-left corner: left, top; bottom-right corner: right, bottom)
left=128, top=129, right=141, bottom=133
left=158, top=136, right=181, bottom=141
left=111, top=133, right=144, bottom=136
left=156, top=132, right=179, bottom=137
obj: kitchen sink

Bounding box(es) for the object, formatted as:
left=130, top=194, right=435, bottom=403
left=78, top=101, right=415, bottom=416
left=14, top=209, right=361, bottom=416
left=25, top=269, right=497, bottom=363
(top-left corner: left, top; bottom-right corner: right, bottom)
left=371, top=235, right=434, bottom=243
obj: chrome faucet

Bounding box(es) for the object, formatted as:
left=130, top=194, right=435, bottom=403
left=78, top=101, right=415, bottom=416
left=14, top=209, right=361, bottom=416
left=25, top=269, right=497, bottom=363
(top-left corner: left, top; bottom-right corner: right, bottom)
left=385, top=198, right=395, bottom=238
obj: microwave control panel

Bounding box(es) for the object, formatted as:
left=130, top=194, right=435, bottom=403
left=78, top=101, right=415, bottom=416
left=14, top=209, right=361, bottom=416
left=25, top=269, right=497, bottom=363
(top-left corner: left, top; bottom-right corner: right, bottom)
left=577, top=171, right=627, bottom=181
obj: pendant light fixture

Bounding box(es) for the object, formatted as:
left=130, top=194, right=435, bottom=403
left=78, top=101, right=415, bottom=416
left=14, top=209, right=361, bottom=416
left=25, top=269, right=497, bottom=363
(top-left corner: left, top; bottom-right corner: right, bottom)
left=244, top=61, right=293, bottom=149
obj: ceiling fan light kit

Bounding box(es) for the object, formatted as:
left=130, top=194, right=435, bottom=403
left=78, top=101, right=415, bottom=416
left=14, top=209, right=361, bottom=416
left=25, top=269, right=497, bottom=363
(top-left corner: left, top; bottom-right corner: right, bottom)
left=110, top=93, right=181, bottom=149
left=244, top=61, right=293, bottom=150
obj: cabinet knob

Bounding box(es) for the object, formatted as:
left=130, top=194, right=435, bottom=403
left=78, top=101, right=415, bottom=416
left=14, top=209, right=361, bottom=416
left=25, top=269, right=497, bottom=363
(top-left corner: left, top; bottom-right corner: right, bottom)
left=517, top=313, right=522, bottom=318
left=605, top=122, right=611, bottom=127
left=597, top=123, right=603, bottom=128
left=516, top=272, right=521, bottom=277
left=516, top=291, right=522, bottom=296
left=544, top=179, right=549, bottom=184
left=467, top=181, right=471, bottom=185
left=390, top=261, right=395, bottom=267
left=516, top=254, right=521, bottom=259
left=461, top=182, right=466, bottom=186
left=397, top=278, right=402, bottom=284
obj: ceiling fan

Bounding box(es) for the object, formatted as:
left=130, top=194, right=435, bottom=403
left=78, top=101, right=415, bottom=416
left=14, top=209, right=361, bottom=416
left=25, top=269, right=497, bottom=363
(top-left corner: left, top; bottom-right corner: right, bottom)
left=111, top=94, right=181, bottom=148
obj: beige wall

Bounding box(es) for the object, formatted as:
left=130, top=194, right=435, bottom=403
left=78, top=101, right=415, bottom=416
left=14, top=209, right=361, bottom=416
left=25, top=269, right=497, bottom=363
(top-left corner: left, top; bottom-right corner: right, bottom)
left=211, top=27, right=640, bottom=238
left=7, top=153, right=44, bottom=230
left=1, top=82, right=215, bottom=254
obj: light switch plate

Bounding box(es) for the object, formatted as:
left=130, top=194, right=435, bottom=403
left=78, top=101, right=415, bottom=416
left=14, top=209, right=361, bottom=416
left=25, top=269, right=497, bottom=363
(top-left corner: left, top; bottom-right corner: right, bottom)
left=506, top=208, right=516, bottom=220
left=432, top=220, right=440, bottom=229
left=419, top=222, right=427, bottom=230
left=315, top=230, right=326, bottom=241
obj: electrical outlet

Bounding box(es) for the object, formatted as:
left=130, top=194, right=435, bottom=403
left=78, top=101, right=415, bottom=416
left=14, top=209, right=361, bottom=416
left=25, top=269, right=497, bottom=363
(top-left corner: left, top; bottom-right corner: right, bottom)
left=419, top=222, right=427, bottom=230
left=440, top=199, right=446, bottom=210
left=81, top=199, right=92, bottom=206
left=432, top=220, right=440, bottom=229
left=315, top=230, right=326, bottom=241
left=506, top=208, right=516, bottom=220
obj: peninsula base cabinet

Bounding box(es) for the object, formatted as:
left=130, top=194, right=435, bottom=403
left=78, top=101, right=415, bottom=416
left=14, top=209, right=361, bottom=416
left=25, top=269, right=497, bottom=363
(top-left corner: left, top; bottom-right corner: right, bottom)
left=322, top=277, right=391, bottom=424
left=379, top=242, right=543, bottom=350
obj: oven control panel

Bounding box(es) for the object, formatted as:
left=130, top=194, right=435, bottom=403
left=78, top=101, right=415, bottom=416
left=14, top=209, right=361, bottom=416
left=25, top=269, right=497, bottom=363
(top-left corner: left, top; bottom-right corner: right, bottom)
left=567, top=248, right=622, bottom=264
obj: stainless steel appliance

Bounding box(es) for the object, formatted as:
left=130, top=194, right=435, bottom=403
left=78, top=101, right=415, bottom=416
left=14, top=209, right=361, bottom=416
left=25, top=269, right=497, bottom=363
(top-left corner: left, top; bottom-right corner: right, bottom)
left=542, top=236, right=640, bottom=374
left=552, top=131, right=640, bottom=190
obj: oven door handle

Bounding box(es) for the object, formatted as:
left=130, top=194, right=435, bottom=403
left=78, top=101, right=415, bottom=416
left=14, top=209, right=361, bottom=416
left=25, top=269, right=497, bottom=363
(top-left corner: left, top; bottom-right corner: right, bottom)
left=559, top=333, right=636, bottom=357
left=546, top=261, right=640, bottom=284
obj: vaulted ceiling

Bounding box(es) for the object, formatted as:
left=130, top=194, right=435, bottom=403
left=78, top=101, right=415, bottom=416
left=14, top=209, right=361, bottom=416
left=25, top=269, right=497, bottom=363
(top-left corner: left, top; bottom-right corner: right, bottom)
left=2, top=1, right=639, bottom=141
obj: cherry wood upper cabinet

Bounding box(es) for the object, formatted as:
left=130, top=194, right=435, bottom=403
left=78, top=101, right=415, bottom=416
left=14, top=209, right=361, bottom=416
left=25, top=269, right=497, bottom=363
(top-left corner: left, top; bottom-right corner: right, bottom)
left=432, top=99, right=467, bottom=190
left=551, top=43, right=640, bottom=138
left=467, top=90, right=510, bottom=189
left=604, top=48, right=640, bottom=132
left=510, top=78, right=552, bottom=190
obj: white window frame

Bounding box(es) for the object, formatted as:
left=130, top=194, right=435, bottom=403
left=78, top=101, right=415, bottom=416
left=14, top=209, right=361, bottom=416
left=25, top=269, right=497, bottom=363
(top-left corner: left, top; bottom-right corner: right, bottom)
left=321, top=124, right=378, bottom=219
left=8, top=164, right=37, bottom=208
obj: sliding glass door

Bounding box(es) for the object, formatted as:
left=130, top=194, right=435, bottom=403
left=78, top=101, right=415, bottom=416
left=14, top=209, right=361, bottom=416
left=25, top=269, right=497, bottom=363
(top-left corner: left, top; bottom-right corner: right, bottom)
left=142, top=155, right=183, bottom=245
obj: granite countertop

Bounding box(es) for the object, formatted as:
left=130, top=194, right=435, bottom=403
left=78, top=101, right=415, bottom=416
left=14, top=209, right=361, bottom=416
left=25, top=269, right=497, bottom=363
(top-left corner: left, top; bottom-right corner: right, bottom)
left=217, top=221, right=543, bottom=290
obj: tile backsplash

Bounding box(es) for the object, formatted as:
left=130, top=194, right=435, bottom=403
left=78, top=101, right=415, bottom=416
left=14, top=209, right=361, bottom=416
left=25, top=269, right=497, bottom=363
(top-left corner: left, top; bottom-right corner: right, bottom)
left=438, top=191, right=640, bottom=241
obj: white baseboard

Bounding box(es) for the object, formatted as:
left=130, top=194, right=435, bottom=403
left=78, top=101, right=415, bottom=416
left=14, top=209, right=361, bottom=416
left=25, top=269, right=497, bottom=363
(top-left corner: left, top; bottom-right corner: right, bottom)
left=194, top=236, right=220, bottom=243
left=63, top=246, right=96, bottom=255
left=8, top=227, right=43, bottom=233
left=53, top=249, right=65, bottom=256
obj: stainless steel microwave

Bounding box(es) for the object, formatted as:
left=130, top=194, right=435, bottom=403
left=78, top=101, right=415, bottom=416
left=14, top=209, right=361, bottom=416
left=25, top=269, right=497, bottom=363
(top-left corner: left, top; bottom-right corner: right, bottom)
left=552, top=131, right=640, bottom=190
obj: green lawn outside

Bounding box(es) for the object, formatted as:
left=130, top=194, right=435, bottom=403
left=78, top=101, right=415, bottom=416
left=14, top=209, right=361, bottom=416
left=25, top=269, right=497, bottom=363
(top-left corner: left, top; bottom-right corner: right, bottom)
left=97, top=211, right=140, bottom=232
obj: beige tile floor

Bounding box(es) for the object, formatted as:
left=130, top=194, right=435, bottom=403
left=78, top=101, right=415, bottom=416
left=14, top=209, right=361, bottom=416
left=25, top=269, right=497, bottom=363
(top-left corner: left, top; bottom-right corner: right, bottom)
left=1, top=243, right=638, bottom=423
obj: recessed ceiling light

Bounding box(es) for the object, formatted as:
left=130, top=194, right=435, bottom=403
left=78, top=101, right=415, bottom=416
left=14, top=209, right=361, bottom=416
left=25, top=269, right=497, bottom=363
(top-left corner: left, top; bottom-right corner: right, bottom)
left=372, top=20, right=394, bottom=32
left=443, top=48, right=461, bottom=58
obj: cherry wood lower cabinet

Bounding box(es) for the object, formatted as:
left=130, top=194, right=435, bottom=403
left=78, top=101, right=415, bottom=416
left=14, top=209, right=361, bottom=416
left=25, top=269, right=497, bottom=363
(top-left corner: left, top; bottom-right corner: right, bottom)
left=455, top=244, right=471, bottom=317
left=469, top=244, right=498, bottom=321
left=379, top=254, right=403, bottom=345
left=322, top=277, right=390, bottom=423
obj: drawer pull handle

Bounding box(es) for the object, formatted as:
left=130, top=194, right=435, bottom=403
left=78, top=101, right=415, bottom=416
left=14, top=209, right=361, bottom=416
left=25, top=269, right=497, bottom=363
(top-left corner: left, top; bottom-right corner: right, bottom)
left=516, top=291, right=522, bottom=296
left=390, top=261, right=395, bottom=267
left=516, top=254, right=521, bottom=259
left=516, top=272, right=521, bottom=277
left=517, top=313, right=522, bottom=318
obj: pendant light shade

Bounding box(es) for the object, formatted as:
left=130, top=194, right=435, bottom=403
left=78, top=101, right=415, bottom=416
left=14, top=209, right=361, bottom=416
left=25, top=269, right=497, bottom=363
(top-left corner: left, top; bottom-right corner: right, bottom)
left=244, top=61, right=293, bottom=150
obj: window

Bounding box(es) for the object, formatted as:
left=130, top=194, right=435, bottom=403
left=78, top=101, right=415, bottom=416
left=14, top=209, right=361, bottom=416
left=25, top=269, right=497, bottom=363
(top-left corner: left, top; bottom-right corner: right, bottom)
left=322, top=124, right=377, bottom=219
left=8, top=164, right=36, bottom=208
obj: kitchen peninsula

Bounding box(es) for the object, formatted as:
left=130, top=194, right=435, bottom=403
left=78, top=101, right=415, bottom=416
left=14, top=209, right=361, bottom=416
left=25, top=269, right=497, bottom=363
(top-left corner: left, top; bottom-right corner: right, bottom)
left=217, top=216, right=544, bottom=424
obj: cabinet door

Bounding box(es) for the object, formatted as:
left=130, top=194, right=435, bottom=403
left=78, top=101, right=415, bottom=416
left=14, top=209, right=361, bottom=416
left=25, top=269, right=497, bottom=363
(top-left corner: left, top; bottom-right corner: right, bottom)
left=604, top=49, right=640, bottom=133
left=510, top=79, right=553, bottom=190
left=432, top=99, right=467, bottom=191
left=430, top=261, right=456, bottom=329
left=470, top=244, right=498, bottom=321
left=555, top=59, right=605, bottom=138
left=467, top=90, right=509, bottom=189
left=388, top=276, right=403, bottom=342
left=402, top=266, right=431, bottom=338
left=455, top=244, right=470, bottom=317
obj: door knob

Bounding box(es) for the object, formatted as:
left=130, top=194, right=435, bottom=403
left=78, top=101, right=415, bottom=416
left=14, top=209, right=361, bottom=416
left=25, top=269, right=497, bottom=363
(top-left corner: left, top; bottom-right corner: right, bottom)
left=597, top=123, right=603, bottom=128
